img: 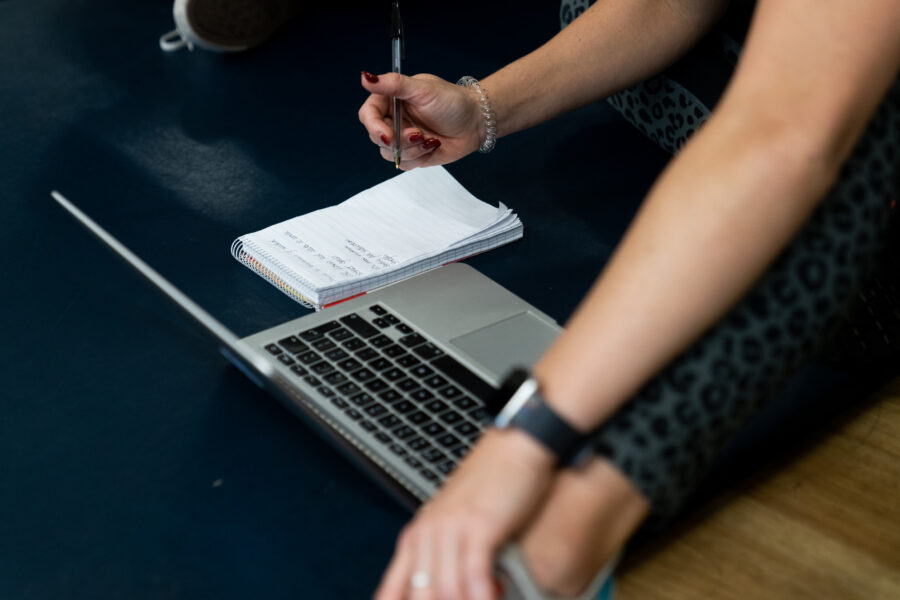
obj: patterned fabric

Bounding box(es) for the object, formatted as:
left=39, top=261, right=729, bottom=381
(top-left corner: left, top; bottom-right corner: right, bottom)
left=559, top=0, right=900, bottom=525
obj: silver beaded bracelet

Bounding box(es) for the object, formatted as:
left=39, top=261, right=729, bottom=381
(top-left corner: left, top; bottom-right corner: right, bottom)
left=457, top=76, right=497, bottom=153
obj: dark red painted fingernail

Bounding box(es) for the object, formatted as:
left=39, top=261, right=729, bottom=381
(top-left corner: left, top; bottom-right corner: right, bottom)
left=362, top=71, right=379, bottom=83
left=409, top=132, right=424, bottom=143
left=422, top=138, right=441, bottom=150
left=380, top=134, right=390, bottom=146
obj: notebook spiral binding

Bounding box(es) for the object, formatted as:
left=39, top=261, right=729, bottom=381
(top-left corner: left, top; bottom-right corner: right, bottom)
left=231, top=238, right=317, bottom=310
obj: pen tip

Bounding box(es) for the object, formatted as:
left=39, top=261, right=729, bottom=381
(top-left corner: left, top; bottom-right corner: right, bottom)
left=394, top=157, right=401, bottom=169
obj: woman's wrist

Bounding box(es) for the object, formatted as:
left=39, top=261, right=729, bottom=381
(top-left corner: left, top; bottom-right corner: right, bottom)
left=457, top=76, right=497, bottom=153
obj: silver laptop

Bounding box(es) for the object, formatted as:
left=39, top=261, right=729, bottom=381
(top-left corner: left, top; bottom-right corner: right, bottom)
left=52, top=191, right=616, bottom=600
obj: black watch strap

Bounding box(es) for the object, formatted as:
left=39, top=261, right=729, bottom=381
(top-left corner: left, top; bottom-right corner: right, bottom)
left=494, top=368, right=591, bottom=466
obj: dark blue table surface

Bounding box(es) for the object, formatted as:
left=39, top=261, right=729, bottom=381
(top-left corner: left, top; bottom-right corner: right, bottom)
left=0, top=1, right=868, bottom=598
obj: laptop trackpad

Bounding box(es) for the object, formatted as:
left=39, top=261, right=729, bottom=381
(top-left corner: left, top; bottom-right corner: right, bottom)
left=450, top=312, right=559, bottom=376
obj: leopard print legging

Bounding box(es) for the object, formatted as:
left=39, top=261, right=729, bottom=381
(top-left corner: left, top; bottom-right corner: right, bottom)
left=560, top=0, right=900, bottom=525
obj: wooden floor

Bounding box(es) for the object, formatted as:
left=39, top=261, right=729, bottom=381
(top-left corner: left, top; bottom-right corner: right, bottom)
left=617, top=376, right=900, bottom=600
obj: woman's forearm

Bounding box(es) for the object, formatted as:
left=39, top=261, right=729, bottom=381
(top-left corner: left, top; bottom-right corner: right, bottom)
left=532, top=0, right=900, bottom=431
left=481, top=0, right=725, bottom=138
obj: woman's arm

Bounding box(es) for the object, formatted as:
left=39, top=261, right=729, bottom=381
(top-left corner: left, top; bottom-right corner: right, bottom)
left=536, top=0, right=900, bottom=431
left=358, top=0, right=724, bottom=168
left=481, top=0, right=725, bottom=137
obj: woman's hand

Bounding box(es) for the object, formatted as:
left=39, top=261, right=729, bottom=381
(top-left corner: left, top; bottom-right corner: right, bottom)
left=359, top=71, right=484, bottom=170
left=519, top=456, right=649, bottom=598
left=374, top=428, right=556, bottom=600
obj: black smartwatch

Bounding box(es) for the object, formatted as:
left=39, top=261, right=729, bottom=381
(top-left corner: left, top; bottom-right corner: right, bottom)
left=493, top=368, right=592, bottom=467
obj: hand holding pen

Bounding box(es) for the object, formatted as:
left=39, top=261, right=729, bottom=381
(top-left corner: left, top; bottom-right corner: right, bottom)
left=359, top=6, right=489, bottom=169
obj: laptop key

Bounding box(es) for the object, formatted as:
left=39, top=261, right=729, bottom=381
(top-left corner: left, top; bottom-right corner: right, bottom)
left=329, top=327, right=353, bottom=341
left=374, top=432, right=392, bottom=444
left=393, top=400, right=416, bottom=414
left=369, top=304, right=387, bottom=316
left=359, top=420, right=377, bottom=431
left=411, top=389, right=436, bottom=403
left=396, top=355, right=420, bottom=368
left=369, top=358, right=392, bottom=371
left=395, top=323, right=413, bottom=335
left=396, top=378, right=420, bottom=392
left=439, top=410, right=463, bottom=425
left=378, top=414, right=402, bottom=429
left=422, top=448, right=446, bottom=463
left=299, top=321, right=341, bottom=341
left=345, top=408, right=362, bottom=420
left=393, top=425, right=415, bottom=439
left=290, top=364, right=308, bottom=377
left=404, top=456, right=422, bottom=468
left=365, top=379, right=389, bottom=393
left=342, top=337, right=366, bottom=351
left=325, top=348, right=349, bottom=362
left=312, top=361, right=334, bottom=375
left=424, top=375, right=448, bottom=388
left=413, top=343, right=444, bottom=360
left=265, top=343, right=283, bottom=355
left=399, top=333, right=426, bottom=347
left=452, top=396, right=477, bottom=410
left=422, top=422, right=446, bottom=437
left=389, top=443, right=407, bottom=456
left=384, top=314, right=400, bottom=325
left=436, top=460, right=455, bottom=475
left=356, top=348, right=379, bottom=361
left=365, top=403, right=387, bottom=417
left=370, top=334, right=392, bottom=348
left=451, top=446, right=470, bottom=459
left=410, top=365, right=435, bottom=378
left=318, top=386, right=335, bottom=397
left=378, top=389, right=402, bottom=403
left=339, top=314, right=379, bottom=339
left=420, top=469, right=438, bottom=481
left=336, top=382, right=361, bottom=395
left=407, top=411, right=431, bottom=425
left=352, top=368, right=376, bottom=382
left=407, top=437, right=430, bottom=451
left=424, top=399, right=448, bottom=414
left=440, top=385, right=463, bottom=399
left=382, top=344, right=407, bottom=358
left=372, top=317, right=390, bottom=328
left=436, top=433, right=462, bottom=448
left=469, top=408, right=490, bottom=423
left=277, top=336, right=308, bottom=354
left=330, top=397, right=348, bottom=409
left=382, top=368, right=405, bottom=382
left=298, top=350, right=321, bottom=365
left=337, top=358, right=362, bottom=371
left=312, top=338, right=336, bottom=352
left=277, top=354, right=296, bottom=366
left=350, top=393, right=374, bottom=407
left=303, top=375, right=321, bottom=387
left=455, top=421, right=479, bottom=436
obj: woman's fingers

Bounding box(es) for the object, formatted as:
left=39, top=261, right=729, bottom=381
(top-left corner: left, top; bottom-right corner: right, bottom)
left=462, top=524, right=500, bottom=600
left=375, top=527, right=418, bottom=600
left=359, top=92, right=392, bottom=144
left=436, top=519, right=463, bottom=600
left=361, top=71, right=436, bottom=104
left=378, top=139, right=442, bottom=170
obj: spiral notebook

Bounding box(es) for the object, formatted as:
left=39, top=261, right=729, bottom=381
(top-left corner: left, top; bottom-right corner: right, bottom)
left=231, top=166, right=523, bottom=310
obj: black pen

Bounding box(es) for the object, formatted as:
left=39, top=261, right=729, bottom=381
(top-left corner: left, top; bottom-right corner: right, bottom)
left=391, top=0, right=404, bottom=169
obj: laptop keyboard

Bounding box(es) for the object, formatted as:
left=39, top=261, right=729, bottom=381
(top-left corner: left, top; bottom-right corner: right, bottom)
left=263, top=304, right=496, bottom=486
